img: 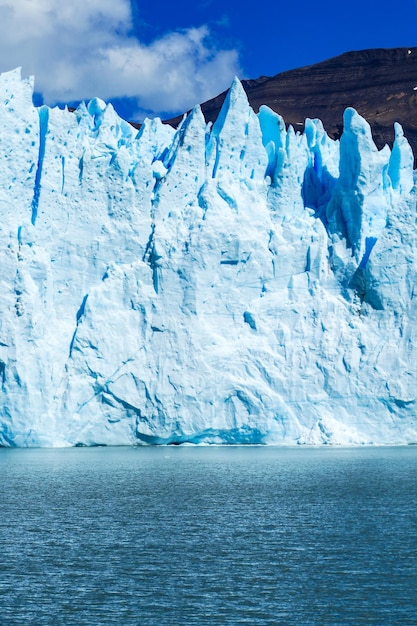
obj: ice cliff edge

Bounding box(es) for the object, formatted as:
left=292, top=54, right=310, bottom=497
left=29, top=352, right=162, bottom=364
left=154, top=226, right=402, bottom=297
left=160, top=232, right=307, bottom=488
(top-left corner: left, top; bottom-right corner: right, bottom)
left=1, top=67, right=417, bottom=447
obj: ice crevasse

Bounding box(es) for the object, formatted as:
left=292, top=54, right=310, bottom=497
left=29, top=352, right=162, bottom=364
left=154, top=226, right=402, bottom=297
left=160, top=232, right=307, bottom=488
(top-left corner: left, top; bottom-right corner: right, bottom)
left=1, top=67, right=417, bottom=447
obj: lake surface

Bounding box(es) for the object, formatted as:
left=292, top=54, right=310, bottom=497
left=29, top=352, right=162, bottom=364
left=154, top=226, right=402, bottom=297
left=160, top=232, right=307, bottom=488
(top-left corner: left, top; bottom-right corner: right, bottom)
left=1, top=445, right=417, bottom=625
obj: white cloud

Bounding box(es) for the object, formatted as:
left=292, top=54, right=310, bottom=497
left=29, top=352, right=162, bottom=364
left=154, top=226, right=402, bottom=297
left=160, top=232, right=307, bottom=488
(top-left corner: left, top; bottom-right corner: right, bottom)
left=0, top=0, right=241, bottom=119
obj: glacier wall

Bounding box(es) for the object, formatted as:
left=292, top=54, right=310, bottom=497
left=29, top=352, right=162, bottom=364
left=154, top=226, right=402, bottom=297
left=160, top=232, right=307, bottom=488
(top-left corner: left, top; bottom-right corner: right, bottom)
left=1, top=68, right=417, bottom=446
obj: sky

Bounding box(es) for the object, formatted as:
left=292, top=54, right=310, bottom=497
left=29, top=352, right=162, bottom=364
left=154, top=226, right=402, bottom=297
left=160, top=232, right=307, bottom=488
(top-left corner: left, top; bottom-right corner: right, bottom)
left=0, top=0, right=416, bottom=122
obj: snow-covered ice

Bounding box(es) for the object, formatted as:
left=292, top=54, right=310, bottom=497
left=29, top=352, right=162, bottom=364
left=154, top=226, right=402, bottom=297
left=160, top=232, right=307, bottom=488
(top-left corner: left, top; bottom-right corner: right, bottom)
left=1, top=68, right=417, bottom=447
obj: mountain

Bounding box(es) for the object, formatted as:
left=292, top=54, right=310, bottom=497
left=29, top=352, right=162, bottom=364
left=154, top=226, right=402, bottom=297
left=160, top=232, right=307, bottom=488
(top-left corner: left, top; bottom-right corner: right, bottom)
left=1, top=67, right=417, bottom=447
left=163, top=47, right=417, bottom=163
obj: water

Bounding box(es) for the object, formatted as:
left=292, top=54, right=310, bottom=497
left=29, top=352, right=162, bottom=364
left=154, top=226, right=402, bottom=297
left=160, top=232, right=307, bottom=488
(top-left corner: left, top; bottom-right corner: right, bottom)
left=1, top=445, right=417, bottom=625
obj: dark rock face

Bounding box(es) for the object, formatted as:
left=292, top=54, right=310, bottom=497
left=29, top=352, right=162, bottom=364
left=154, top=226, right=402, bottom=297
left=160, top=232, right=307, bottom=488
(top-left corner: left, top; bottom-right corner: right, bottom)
left=163, top=47, right=417, bottom=162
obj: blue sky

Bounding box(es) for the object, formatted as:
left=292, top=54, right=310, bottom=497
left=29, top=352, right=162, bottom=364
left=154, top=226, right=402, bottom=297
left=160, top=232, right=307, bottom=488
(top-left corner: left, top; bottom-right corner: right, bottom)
left=0, top=0, right=415, bottom=121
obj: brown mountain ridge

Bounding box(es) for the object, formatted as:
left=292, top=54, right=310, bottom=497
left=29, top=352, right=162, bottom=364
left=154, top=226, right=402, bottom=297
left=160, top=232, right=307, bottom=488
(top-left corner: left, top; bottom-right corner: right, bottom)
left=154, top=47, right=417, bottom=163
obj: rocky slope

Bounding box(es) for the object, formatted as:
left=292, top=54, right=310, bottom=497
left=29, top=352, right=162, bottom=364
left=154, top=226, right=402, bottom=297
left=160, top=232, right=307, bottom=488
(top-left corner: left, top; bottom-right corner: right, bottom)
left=162, top=47, right=417, bottom=162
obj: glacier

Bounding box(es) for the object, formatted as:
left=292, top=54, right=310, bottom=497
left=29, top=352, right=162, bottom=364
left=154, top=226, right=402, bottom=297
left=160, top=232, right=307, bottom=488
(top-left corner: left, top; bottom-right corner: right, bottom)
left=1, top=67, right=417, bottom=447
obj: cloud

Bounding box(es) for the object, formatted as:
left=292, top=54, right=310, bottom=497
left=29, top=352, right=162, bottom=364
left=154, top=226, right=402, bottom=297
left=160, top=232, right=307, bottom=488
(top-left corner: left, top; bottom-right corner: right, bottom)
left=0, top=0, right=241, bottom=119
